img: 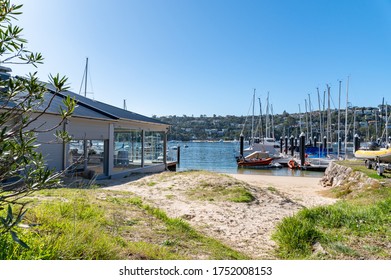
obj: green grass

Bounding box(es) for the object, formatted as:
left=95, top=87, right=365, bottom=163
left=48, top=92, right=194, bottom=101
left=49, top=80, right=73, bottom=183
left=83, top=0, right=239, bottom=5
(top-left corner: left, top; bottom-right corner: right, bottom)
left=0, top=188, right=248, bottom=260
left=272, top=174, right=391, bottom=259
left=184, top=173, right=255, bottom=203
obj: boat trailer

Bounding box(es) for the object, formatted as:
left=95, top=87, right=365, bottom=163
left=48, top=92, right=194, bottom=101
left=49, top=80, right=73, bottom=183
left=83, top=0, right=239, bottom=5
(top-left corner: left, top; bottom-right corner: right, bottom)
left=365, top=158, right=391, bottom=176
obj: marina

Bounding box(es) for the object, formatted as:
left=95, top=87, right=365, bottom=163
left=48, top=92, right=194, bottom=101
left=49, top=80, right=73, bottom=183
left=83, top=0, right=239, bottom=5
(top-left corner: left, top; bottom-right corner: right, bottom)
left=168, top=141, right=325, bottom=177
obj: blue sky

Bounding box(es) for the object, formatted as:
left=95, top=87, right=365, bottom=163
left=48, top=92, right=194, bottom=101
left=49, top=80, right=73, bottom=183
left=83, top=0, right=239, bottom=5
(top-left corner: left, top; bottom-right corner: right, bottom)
left=9, top=0, right=391, bottom=117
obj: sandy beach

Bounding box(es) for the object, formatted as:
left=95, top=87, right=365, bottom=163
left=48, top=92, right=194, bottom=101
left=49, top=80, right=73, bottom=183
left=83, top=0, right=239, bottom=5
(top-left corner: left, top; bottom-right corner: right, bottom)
left=103, top=171, right=336, bottom=259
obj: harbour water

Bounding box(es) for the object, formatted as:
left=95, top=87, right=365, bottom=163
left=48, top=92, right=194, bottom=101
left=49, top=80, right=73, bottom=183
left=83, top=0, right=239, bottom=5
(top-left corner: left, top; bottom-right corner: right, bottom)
left=168, top=141, right=324, bottom=178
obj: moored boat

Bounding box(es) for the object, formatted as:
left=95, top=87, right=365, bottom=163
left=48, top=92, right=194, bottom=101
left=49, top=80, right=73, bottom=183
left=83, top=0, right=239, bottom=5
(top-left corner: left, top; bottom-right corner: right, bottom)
left=237, top=157, right=274, bottom=167
left=287, top=159, right=299, bottom=169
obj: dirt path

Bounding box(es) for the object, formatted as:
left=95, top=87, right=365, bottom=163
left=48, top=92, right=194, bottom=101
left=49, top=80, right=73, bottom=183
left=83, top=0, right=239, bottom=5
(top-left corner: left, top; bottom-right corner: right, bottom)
left=103, top=172, right=336, bottom=259
left=230, top=174, right=336, bottom=208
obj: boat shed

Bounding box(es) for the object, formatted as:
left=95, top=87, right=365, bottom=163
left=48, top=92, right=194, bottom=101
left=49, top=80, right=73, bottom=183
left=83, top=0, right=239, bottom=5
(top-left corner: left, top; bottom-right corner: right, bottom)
left=2, top=72, right=170, bottom=179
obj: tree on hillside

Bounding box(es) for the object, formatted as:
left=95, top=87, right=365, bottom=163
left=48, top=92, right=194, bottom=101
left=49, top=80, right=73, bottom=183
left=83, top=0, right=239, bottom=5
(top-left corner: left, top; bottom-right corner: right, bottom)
left=0, top=1, right=75, bottom=247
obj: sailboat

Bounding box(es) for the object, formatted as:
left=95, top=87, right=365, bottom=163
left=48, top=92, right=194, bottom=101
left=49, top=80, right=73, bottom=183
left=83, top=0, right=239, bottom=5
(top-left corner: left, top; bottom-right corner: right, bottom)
left=238, top=90, right=281, bottom=159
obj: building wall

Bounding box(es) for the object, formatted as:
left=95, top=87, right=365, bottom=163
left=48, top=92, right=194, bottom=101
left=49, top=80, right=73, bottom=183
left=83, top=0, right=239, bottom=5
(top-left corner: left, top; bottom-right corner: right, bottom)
left=32, top=114, right=111, bottom=171
left=30, top=113, right=168, bottom=176
left=32, top=113, right=66, bottom=171
left=67, top=117, right=110, bottom=140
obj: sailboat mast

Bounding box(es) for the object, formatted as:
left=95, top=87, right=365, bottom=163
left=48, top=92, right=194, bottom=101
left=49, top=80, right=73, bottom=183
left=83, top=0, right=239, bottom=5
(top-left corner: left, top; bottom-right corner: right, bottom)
left=305, top=98, right=309, bottom=138
left=386, top=102, right=389, bottom=144
left=251, top=89, right=255, bottom=144
left=266, top=92, right=270, bottom=138
left=84, top=57, right=88, bottom=97
left=317, top=87, right=323, bottom=141
left=298, top=104, right=302, bottom=133
left=338, top=80, right=341, bottom=158
left=344, top=76, right=349, bottom=158
left=327, top=84, right=331, bottom=152
left=258, top=97, right=263, bottom=140
left=308, top=93, right=313, bottom=140
left=323, top=89, right=326, bottom=141
left=271, top=104, right=275, bottom=139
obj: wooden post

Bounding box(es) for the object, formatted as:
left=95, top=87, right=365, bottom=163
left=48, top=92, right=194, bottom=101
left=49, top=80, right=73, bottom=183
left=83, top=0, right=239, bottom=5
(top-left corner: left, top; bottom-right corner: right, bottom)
left=177, top=146, right=181, bottom=165
left=280, top=137, right=283, bottom=154
left=354, top=134, right=360, bottom=152
left=290, top=135, right=294, bottom=157
left=240, top=134, right=244, bottom=157
left=300, top=132, right=306, bottom=167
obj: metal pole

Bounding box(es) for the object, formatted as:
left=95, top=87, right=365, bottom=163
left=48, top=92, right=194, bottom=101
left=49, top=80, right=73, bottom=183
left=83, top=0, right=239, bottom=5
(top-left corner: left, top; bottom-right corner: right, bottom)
left=251, top=89, right=255, bottom=145
left=84, top=57, right=88, bottom=97
left=344, top=76, right=349, bottom=159
left=338, top=80, right=341, bottom=159
left=308, top=93, right=313, bottom=140
left=317, top=87, right=323, bottom=141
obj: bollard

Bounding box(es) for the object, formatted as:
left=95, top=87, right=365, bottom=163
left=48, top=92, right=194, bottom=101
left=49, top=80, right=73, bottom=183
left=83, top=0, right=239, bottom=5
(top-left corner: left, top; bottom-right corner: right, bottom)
left=300, top=132, right=306, bottom=167
left=323, top=136, right=327, bottom=156
left=290, top=135, right=294, bottom=156
left=284, top=136, right=288, bottom=155
left=354, top=134, right=360, bottom=152
left=338, top=137, right=342, bottom=153
left=280, top=137, right=283, bottom=154
left=177, top=146, right=181, bottom=165
left=240, top=134, right=244, bottom=158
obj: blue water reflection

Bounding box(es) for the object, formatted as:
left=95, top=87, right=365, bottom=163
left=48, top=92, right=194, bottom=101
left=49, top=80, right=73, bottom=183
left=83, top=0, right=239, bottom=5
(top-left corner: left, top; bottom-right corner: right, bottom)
left=170, top=141, right=323, bottom=178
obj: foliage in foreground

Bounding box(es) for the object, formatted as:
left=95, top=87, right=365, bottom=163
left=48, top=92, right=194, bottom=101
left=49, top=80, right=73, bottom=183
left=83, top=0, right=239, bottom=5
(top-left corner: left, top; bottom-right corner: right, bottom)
left=0, top=0, right=75, bottom=245
left=272, top=189, right=391, bottom=259
left=0, top=188, right=248, bottom=260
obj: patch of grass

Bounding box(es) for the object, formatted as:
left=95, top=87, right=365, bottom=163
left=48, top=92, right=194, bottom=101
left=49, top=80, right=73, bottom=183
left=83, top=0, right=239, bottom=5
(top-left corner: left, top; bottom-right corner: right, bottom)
left=267, top=186, right=278, bottom=193
left=271, top=216, right=323, bottom=259
left=229, top=188, right=255, bottom=203
left=272, top=198, right=391, bottom=259
left=185, top=173, right=255, bottom=203
left=0, top=188, right=248, bottom=260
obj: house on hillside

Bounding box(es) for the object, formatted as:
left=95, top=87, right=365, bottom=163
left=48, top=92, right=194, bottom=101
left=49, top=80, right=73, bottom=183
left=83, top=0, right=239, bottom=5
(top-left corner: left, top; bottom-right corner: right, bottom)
left=1, top=66, right=170, bottom=179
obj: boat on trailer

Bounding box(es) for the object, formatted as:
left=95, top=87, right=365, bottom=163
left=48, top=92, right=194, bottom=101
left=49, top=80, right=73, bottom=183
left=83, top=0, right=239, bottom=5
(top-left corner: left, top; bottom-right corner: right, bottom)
left=354, top=147, right=391, bottom=163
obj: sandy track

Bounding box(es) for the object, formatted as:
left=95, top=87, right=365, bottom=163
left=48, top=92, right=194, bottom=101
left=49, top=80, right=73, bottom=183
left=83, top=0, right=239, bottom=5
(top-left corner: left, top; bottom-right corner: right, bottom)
left=103, top=172, right=336, bottom=259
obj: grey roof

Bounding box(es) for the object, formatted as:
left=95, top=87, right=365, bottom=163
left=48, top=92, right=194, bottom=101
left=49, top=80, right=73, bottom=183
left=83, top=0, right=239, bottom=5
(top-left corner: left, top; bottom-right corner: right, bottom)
left=39, top=91, right=116, bottom=121
left=44, top=83, right=168, bottom=125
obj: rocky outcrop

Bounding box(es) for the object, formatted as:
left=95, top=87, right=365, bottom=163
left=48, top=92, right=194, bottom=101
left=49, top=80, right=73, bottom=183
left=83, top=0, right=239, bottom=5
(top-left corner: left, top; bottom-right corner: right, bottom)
left=320, top=161, right=378, bottom=190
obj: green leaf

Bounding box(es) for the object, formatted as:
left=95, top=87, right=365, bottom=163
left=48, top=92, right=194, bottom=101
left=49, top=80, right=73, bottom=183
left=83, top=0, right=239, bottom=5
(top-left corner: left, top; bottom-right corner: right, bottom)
left=11, top=231, right=30, bottom=249
left=6, top=204, right=13, bottom=224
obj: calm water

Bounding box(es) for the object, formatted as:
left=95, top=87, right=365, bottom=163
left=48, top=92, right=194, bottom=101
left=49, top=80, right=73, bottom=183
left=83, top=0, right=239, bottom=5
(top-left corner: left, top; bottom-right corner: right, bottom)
left=168, top=141, right=324, bottom=178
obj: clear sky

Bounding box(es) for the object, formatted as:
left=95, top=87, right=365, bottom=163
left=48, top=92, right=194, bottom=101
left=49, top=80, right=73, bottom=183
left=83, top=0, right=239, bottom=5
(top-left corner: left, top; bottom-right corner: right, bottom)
left=8, top=0, right=391, bottom=117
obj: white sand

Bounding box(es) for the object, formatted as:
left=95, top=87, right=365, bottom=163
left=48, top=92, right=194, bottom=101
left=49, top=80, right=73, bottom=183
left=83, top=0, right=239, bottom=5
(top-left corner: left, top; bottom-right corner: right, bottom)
left=103, top=172, right=336, bottom=259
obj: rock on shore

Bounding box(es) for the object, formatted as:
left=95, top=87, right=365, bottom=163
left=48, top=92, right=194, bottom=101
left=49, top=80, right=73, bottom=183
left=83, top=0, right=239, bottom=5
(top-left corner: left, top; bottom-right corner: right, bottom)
left=320, top=161, right=379, bottom=190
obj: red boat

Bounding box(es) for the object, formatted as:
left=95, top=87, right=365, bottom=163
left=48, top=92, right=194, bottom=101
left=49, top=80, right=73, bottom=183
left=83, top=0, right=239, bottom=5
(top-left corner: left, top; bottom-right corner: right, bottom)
left=237, top=157, right=274, bottom=167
